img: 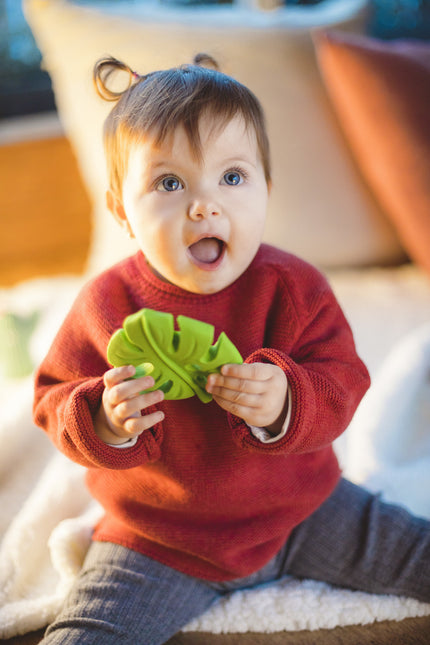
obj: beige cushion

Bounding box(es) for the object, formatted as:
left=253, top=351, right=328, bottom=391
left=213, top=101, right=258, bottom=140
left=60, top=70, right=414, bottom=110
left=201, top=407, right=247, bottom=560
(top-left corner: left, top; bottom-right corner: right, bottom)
left=24, top=0, right=404, bottom=274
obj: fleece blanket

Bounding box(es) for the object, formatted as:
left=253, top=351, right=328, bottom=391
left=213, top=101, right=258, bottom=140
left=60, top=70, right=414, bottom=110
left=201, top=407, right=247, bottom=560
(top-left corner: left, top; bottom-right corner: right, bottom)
left=1, top=268, right=430, bottom=638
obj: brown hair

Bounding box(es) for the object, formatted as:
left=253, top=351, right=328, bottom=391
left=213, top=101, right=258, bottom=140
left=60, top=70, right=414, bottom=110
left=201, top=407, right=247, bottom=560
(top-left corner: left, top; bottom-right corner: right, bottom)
left=93, top=54, right=271, bottom=197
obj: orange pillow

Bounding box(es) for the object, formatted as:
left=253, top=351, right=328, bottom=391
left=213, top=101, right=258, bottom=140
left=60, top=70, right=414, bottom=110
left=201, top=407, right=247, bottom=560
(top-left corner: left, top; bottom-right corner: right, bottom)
left=315, top=31, right=430, bottom=274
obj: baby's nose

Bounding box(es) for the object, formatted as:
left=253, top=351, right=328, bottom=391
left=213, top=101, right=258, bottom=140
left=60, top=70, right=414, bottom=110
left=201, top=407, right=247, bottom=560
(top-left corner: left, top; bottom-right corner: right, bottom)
left=188, top=197, right=220, bottom=220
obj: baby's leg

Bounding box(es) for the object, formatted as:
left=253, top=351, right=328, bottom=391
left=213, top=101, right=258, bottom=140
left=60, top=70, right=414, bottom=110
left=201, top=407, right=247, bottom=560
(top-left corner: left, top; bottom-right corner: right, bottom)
left=280, top=478, right=430, bottom=602
left=40, top=541, right=220, bottom=645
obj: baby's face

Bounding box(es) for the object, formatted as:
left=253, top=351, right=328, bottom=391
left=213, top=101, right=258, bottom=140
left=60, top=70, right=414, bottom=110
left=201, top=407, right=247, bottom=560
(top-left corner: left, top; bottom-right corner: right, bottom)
left=117, top=114, right=269, bottom=294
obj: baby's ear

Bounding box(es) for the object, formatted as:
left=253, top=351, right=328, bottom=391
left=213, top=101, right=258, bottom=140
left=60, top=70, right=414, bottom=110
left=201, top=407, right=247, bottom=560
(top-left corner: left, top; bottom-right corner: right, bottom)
left=106, top=190, right=135, bottom=238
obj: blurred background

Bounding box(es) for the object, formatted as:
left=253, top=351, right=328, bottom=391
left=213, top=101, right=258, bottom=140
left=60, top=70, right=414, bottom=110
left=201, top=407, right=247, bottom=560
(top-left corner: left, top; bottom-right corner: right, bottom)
left=1, top=0, right=430, bottom=289
left=2, top=1, right=430, bottom=120
left=2, top=0, right=430, bottom=121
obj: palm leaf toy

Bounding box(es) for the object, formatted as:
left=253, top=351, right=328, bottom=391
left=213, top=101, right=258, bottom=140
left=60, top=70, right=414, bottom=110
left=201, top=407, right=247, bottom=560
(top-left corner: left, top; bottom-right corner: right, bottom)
left=107, top=308, right=243, bottom=402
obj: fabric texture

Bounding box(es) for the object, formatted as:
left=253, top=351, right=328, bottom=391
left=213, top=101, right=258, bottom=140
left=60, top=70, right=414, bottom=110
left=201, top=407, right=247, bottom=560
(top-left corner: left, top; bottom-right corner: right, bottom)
left=41, top=542, right=219, bottom=645
left=33, top=244, right=370, bottom=582
left=23, top=0, right=404, bottom=272
left=315, top=31, right=430, bottom=275
left=40, top=479, right=430, bottom=643
left=282, top=479, right=430, bottom=602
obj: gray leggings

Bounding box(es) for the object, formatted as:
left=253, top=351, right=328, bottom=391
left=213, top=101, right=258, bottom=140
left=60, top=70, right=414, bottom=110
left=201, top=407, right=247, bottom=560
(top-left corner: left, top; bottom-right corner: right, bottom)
left=41, top=479, right=430, bottom=644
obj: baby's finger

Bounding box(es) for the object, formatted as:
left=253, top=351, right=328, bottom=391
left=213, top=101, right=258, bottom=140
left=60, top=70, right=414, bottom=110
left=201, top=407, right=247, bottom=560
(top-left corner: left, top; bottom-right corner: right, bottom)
left=107, top=375, right=156, bottom=407
left=207, top=373, right=264, bottom=396
left=113, top=389, right=164, bottom=421
left=210, top=386, right=260, bottom=410
left=210, top=393, right=259, bottom=425
left=104, top=365, right=135, bottom=388
left=123, top=409, right=165, bottom=435
left=220, top=362, right=272, bottom=382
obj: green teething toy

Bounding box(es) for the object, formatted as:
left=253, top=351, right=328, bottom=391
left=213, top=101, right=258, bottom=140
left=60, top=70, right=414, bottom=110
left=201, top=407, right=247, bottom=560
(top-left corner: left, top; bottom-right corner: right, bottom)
left=107, top=308, right=243, bottom=403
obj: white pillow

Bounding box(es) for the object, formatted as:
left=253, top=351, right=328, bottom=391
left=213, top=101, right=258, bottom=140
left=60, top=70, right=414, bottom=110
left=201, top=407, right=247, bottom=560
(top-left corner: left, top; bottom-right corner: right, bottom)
left=24, top=0, right=404, bottom=274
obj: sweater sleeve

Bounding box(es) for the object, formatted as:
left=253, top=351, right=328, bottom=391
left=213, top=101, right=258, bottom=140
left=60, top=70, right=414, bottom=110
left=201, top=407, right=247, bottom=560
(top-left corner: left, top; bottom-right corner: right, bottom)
left=229, top=278, right=370, bottom=454
left=33, top=280, right=163, bottom=470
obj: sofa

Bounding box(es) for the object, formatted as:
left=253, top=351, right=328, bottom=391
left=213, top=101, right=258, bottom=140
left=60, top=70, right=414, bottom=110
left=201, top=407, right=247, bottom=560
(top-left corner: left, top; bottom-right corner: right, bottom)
left=1, top=0, right=430, bottom=642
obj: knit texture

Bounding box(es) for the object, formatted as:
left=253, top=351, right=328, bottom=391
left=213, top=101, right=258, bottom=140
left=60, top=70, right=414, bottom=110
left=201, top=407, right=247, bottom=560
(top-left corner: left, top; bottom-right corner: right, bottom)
left=33, top=244, right=370, bottom=581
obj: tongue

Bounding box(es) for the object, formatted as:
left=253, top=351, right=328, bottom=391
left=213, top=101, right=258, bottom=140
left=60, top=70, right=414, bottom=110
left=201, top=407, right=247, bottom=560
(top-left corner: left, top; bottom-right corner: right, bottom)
left=189, top=238, right=222, bottom=263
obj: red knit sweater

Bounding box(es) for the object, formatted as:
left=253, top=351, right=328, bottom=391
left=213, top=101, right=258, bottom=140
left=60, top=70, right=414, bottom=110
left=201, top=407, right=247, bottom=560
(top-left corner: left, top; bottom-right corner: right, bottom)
left=33, top=244, right=370, bottom=581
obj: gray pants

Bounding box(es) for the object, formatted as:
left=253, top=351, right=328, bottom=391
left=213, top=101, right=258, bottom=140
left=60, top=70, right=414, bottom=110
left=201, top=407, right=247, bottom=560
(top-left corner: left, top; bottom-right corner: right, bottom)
left=41, top=479, right=430, bottom=644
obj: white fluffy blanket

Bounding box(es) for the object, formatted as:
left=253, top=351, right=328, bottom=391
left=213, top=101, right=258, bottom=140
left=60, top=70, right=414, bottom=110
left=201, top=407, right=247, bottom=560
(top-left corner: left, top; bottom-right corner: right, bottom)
left=1, top=268, right=430, bottom=638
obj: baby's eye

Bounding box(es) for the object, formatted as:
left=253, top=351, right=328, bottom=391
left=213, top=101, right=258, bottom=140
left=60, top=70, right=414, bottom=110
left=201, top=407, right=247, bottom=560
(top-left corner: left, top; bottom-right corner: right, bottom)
left=157, top=176, right=183, bottom=192
left=222, top=171, right=243, bottom=186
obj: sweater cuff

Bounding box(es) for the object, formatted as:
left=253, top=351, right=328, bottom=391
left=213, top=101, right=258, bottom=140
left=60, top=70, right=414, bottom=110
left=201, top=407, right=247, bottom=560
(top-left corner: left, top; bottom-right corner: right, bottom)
left=229, top=348, right=305, bottom=453
left=249, top=382, right=292, bottom=443
left=64, top=379, right=163, bottom=468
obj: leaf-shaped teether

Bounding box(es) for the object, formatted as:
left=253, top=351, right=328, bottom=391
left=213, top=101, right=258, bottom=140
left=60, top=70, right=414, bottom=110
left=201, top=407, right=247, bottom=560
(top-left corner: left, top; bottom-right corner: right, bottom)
left=107, top=308, right=243, bottom=402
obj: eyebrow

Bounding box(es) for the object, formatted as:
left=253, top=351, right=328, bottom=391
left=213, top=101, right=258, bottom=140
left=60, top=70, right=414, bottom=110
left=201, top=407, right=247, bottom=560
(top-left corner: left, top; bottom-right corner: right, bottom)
left=222, top=155, right=258, bottom=168
left=145, top=149, right=258, bottom=175
left=147, top=160, right=173, bottom=170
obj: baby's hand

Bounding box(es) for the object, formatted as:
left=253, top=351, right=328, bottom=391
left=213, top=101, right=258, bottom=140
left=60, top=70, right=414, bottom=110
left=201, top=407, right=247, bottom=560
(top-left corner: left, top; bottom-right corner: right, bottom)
left=206, top=362, right=288, bottom=435
left=95, top=365, right=165, bottom=445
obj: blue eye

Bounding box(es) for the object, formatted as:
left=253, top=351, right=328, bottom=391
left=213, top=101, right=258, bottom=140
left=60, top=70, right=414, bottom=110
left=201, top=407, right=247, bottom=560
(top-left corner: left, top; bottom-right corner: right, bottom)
left=157, top=176, right=183, bottom=192
left=223, top=171, right=242, bottom=186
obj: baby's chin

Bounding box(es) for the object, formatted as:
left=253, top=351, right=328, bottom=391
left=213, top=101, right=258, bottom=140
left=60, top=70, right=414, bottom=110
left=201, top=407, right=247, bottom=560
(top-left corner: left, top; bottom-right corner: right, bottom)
left=147, top=261, right=237, bottom=295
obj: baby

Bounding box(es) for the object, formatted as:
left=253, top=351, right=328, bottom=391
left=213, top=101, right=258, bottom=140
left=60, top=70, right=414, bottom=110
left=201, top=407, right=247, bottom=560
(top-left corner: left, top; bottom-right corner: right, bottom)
left=34, top=54, right=430, bottom=644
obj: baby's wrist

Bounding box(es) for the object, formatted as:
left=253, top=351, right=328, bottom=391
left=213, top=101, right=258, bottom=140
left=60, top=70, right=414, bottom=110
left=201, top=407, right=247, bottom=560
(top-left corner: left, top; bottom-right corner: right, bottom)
left=94, top=405, right=134, bottom=445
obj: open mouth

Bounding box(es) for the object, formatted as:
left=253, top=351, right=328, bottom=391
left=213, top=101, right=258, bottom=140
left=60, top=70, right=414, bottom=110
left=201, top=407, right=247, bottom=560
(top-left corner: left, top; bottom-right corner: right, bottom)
left=187, top=237, right=226, bottom=268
